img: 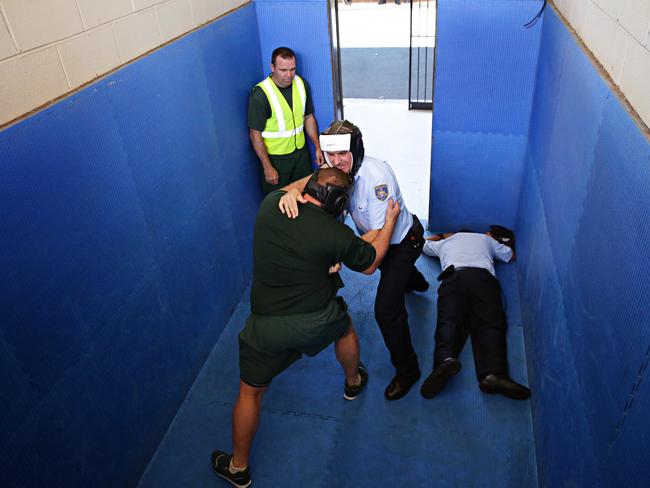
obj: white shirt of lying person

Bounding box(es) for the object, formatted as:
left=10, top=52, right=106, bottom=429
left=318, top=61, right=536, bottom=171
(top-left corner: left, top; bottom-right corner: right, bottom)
left=349, top=156, right=413, bottom=245
left=423, top=232, right=513, bottom=277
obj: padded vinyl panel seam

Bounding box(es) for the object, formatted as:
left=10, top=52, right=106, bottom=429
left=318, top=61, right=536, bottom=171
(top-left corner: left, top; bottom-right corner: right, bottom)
left=136, top=286, right=251, bottom=486
left=607, top=344, right=650, bottom=452
left=530, top=126, right=604, bottom=488
left=516, top=152, right=599, bottom=487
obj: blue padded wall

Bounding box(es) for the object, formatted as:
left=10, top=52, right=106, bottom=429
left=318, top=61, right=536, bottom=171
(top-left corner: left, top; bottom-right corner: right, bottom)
left=517, top=7, right=650, bottom=487
left=254, top=0, right=335, bottom=133
left=0, top=5, right=263, bottom=487
left=429, top=0, right=543, bottom=231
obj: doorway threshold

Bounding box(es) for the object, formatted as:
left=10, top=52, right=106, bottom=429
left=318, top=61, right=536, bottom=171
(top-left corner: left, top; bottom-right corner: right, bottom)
left=343, top=98, right=432, bottom=224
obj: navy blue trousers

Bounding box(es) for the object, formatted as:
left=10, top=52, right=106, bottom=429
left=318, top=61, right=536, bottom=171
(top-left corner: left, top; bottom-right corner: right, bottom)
left=375, top=217, right=426, bottom=380
left=434, top=267, right=508, bottom=379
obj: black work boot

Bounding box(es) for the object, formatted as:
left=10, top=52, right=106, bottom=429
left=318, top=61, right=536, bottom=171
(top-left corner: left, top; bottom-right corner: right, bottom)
left=385, top=371, right=421, bottom=401
left=479, top=374, right=531, bottom=400
left=420, top=358, right=461, bottom=399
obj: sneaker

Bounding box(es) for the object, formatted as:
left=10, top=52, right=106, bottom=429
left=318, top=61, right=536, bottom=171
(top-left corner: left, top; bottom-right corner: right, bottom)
left=211, top=450, right=251, bottom=488
left=344, top=363, right=368, bottom=400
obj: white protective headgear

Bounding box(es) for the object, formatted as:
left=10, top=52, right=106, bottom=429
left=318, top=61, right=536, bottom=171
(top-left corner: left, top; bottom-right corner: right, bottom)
left=319, top=120, right=365, bottom=176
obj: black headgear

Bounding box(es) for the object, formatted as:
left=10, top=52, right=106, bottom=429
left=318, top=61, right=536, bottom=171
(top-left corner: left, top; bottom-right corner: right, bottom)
left=489, top=225, right=516, bottom=250
left=304, top=170, right=352, bottom=216
left=319, top=120, right=365, bottom=177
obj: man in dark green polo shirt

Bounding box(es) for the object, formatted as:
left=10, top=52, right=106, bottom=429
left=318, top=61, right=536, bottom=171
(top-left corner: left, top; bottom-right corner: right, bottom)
left=211, top=167, right=400, bottom=487
left=248, top=46, right=325, bottom=195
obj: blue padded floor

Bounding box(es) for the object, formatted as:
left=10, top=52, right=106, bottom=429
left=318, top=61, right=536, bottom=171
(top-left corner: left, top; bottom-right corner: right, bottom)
left=139, top=237, right=537, bottom=488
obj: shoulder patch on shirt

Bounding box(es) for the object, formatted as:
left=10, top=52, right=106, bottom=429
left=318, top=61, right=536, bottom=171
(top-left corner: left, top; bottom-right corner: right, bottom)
left=374, top=184, right=388, bottom=201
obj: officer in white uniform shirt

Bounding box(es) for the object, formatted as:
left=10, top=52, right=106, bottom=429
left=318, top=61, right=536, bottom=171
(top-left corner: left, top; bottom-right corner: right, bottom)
left=419, top=229, right=531, bottom=400
left=350, top=156, right=412, bottom=248
left=279, top=120, right=429, bottom=401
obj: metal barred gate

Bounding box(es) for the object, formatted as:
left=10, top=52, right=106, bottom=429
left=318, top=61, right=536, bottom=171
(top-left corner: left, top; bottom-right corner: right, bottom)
left=409, top=0, right=436, bottom=110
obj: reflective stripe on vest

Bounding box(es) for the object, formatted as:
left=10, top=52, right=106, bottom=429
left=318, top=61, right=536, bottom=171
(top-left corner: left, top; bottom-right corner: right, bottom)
left=257, top=75, right=306, bottom=155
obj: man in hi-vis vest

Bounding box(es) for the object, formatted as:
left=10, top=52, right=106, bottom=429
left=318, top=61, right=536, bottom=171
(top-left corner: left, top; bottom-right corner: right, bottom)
left=248, top=47, right=325, bottom=194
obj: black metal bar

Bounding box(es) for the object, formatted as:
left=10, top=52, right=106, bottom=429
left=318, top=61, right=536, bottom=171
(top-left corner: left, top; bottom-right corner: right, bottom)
left=408, top=0, right=414, bottom=108
left=410, top=101, right=432, bottom=110
left=409, top=0, right=434, bottom=110
left=430, top=0, right=438, bottom=114
left=327, top=0, right=344, bottom=120
left=423, top=0, right=429, bottom=102
left=416, top=0, right=421, bottom=104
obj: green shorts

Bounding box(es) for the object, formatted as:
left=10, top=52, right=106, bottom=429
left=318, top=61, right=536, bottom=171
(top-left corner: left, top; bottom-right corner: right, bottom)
left=239, top=297, right=351, bottom=387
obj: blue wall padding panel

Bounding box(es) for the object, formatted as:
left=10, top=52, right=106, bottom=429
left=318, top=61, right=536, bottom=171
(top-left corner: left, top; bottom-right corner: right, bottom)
left=429, top=0, right=543, bottom=231
left=0, top=5, right=263, bottom=487
left=517, top=7, right=650, bottom=487
left=433, top=0, right=543, bottom=135
left=517, top=155, right=601, bottom=485
left=254, top=0, right=335, bottom=133
left=430, top=131, right=527, bottom=230
left=527, top=7, right=568, bottom=176
left=533, top=31, right=609, bottom=283
left=563, top=95, right=650, bottom=486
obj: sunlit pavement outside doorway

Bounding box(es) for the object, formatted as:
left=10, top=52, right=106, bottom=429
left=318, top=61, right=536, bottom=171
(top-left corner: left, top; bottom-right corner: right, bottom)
left=338, top=2, right=435, bottom=224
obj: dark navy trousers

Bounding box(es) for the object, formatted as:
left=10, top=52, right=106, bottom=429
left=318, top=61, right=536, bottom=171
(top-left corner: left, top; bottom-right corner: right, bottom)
left=434, top=267, right=508, bottom=379
left=375, top=217, right=426, bottom=380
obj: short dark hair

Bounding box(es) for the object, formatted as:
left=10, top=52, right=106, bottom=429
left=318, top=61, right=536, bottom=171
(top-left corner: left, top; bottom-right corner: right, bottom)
left=272, top=47, right=296, bottom=65
left=315, top=167, right=353, bottom=189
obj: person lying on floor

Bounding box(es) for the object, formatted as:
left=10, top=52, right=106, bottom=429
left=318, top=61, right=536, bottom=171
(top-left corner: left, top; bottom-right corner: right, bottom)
left=420, top=225, right=531, bottom=401
left=211, top=167, right=400, bottom=488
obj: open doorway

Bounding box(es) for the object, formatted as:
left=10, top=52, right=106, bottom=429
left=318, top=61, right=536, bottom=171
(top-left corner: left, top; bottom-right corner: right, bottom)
left=332, top=0, right=436, bottom=223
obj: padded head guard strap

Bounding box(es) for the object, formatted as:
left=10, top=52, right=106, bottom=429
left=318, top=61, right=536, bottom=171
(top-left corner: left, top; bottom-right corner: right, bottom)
left=304, top=170, right=353, bottom=216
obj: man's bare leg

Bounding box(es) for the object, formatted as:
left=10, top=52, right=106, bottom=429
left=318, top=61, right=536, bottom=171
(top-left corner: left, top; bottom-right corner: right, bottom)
left=335, top=323, right=361, bottom=385
left=231, top=381, right=267, bottom=469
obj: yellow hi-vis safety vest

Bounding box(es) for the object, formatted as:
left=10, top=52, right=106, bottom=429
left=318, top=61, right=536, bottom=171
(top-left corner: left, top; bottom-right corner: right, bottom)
left=257, top=75, right=306, bottom=155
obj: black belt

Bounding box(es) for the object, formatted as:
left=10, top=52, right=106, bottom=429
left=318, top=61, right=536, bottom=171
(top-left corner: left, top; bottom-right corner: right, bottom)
left=401, top=214, right=424, bottom=249
left=437, top=265, right=491, bottom=281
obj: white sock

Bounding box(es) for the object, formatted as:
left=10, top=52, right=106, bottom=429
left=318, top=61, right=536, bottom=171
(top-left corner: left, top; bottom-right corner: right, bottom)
left=348, top=373, right=361, bottom=386
left=229, top=458, right=247, bottom=473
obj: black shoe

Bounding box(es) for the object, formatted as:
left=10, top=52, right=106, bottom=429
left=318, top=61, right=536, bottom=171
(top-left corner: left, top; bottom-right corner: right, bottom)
left=211, top=450, right=251, bottom=488
left=378, top=0, right=386, bottom=4
left=405, top=270, right=430, bottom=293
left=344, top=363, right=368, bottom=401
left=384, top=372, right=421, bottom=401
left=479, top=374, right=531, bottom=400
left=420, top=358, right=461, bottom=399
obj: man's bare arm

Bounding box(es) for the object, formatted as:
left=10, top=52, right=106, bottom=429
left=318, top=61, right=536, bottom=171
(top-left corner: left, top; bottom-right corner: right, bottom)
left=360, top=199, right=400, bottom=275
left=304, top=114, right=324, bottom=166
left=249, top=128, right=279, bottom=185
left=360, top=229, right=380, bottom=243
left=278, top=174, right=312, bottom=218
left=425, top=232, right=455, bottom=241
